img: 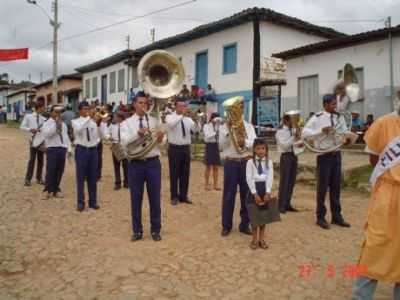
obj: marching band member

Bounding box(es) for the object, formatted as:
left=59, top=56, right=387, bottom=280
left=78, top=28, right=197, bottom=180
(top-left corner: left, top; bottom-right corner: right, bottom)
left=89, top=108, right=105, bottom=182
left=20, top=102, right=46, bottom=186
left=72, top=102, right=107, bottom=212
left=165, top=98, right=198, bottom=206
left=203, top=112, right=222, bottom=191
left=275, top=113, right=299, bottom=213
left=352, top=109, right=400, bottom=299
left=109, top=112, right=128, bottom=190
left=219, top=100, right=256, bottom=237
left=120, top=93, right=165, bottom=242
left=41, top=105, right=71, bottom=200
left=302, top=94, right=351, bottom=230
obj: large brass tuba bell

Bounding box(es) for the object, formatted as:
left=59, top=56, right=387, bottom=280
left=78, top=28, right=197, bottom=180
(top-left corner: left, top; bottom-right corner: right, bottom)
left=122, top=50, right=185, bottom=161
left=222, top=96, right=249, bottom=154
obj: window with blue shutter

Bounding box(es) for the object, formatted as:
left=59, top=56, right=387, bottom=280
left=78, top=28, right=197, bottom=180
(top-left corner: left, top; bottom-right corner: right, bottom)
left=223, top=43, right=237, bottom=74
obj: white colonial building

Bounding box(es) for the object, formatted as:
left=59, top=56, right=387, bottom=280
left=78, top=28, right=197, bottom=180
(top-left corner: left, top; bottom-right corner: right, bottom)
left=6, top=88, right=36, bottom=121
left=76, top=8, right=344, bottom=122
left=273, top=25, right=400, bottom=119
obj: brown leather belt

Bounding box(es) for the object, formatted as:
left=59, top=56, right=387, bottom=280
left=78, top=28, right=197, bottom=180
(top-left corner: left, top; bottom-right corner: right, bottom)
left=225, top=156, right=252, bottom=161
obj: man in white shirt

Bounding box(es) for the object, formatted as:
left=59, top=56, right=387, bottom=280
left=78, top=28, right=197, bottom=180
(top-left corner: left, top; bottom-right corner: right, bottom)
left=165, top=98, right=197, bottom=206
left=120, top=93, right=165, bottom=242
left=20, top=102, right=47, bottom=186
left=41, top=105, right=71, bottom=199
left=276, top=114, right=300, bottom=213
left=219, top=100, right=257, bottom=237
left=71, top=101, right=107, bottom=212
left=302, top=94, right=352, bottom=230
left=109, top=112, right=128, bottom=190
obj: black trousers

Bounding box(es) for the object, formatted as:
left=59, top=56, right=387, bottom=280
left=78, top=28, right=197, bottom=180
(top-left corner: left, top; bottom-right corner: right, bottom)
left=112, top=154, right=128, bottom=186
left=278, top=152, right=298, bottom=210
left=44, top=147, right=67, bottom=194
left=97, top=142, right=103, bottom=180
left=316, top=151, right=343, bottom=221
left=25, top=144, right=44, bottom=182
left=168, top=144, right=191, bottom=201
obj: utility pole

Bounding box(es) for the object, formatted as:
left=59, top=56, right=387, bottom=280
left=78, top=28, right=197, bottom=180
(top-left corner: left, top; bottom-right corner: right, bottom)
left=51, top=0, right=60, bottom=104
left=150, top=28, right=155, bottom=43
left=126, top=35, right=131, bottom=49
left=40, top=72, right=43, bottom=83
left=386, top=16, right=395, bottom=110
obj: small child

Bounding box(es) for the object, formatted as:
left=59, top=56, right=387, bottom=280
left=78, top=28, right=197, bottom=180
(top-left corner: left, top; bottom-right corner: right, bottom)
left=245, top=138, right=280, bottom=249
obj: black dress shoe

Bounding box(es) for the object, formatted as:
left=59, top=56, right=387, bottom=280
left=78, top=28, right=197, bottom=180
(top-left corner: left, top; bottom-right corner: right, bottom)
left=286, top=206, right=299, bottom=212
left=131, top=233, right=143, bottom=242
left=24, top=180, right=31, bottom=187
left=123, top=184, right=129, bottom=189
left=180, top=198, right=193, bottom=204
left=77, top=206, right=85, bottom=212
left=221, top=229, right=231, bottom=237
left=332, top=219, right=351, bottom=228
left=89, top=204, right=100, bottom=210
left=279, top=208, right=286, bottom=214
left=114, top=185, right=121, bottom=191
left=316, top=219, right=330, bottom=230
left=239, top=227, right=252, bottom=235
left=151, top=232, right=162, bottom=241
left=171, top=198, right=179, bottom=206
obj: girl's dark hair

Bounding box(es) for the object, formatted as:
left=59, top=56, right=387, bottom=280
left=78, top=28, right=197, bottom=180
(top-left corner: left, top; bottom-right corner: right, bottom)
left=209, top=112, right=220, bottom=122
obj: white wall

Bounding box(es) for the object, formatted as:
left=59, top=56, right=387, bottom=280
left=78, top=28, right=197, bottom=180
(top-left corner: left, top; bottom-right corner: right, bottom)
left=283, top=37, right=400, bottom=96
left=281, top=37, right=400, bottom=117
left=260, top=22, right=327, bottom=58
left=82, top=61, right=131, bottom=104
left=165, top=22, right=254, bottom=93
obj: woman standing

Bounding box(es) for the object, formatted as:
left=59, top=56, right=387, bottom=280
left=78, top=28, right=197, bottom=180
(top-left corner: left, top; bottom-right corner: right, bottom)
left=203, top=112, right=222, bottom=191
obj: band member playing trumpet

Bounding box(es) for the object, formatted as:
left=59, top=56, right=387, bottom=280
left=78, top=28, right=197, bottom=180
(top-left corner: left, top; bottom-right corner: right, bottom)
left=109, top=112, right=129, bottom=190
left=72, top=102, right=107, bottom=212
left=276, top=113, right=300, bottom=213
left=90, top=107, right=108, bottom=181
left=203, top=112, right=222, bottom=191
left=20, top=102, right=46, bottom=186
left=120, top=93, right=165, bottom=242
left=165, top=98, right=198, bottom=206
left=41, top=105, right=71, bottom=200
left=302, top=94, right=351, bottom=230
left=220, top=99, right=256, bottom=237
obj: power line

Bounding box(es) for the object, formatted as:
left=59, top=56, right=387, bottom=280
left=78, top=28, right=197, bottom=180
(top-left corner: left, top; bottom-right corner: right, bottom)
left=56, top=0, right=197, bottom=44
left=309, top=18, right=385, bottom=23
left=60, top=2, right=206, bottom=23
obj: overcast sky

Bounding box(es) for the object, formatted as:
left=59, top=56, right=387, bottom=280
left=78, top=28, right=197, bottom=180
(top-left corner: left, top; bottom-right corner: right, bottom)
left=1, top=0, right=399, bottom=83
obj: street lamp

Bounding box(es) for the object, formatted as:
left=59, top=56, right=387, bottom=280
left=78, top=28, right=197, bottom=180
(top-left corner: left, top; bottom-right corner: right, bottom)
left=27, top=0, right=60, bottom=106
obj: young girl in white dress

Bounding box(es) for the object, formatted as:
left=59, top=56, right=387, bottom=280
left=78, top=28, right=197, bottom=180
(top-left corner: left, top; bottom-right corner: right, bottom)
left=246, top=138, right=280, bottom=249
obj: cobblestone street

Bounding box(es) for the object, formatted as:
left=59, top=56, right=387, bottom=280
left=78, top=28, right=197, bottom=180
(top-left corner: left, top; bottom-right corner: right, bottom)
left=0, top=126, right=394, bottom=300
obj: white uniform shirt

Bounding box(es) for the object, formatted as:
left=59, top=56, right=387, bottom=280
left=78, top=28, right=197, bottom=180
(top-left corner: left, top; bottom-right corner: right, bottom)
left=20, top=112, right=47, bottom=137
left=219, top=120, right=256, bottom=158
left=275, top=126, right=295, bottom=153
left=302, top=110, right=349, bottom=153
left=71, top=116, right=107, bottom=148
left=203, top=122, right=220, bottom=143
left=165, top=112, right=197, bottom=145
left=246, top=158, right=274, bottom=194
left=108, top=123, right=123, bottom=143
left=336, top=94, right=350, bottom=112
left=120, top=113, right=163, bottom=158
left=41, top=118, right=71, bottom=149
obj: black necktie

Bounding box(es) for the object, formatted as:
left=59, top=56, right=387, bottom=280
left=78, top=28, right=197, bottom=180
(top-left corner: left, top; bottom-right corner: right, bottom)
left=213, top=124, right=219, bottom=143
left=257, top=159, right=263, bottom=175
left=330, top=114, right=334, bottom=127
left=139, top=117, right=144, bottom=129
left=59, top=123, right=64, bottom=144
left=289, top=128, right=294, bottom=152
left=86, top=128, right=90, bottom=142
left=118, top=124, right=121, bottom=142
left=36, top=114, right=39, bottom=127
left=181, top=119, right=186, bottom=137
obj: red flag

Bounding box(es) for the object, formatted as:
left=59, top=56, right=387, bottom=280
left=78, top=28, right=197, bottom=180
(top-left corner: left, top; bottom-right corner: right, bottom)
left=0, top=48, right=29, bottom=61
